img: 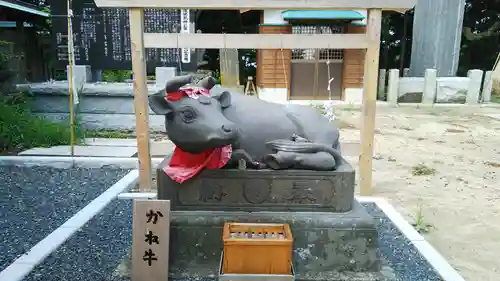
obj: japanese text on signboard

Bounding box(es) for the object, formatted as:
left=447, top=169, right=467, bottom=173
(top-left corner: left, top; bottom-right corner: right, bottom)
left=142, top=209, right=164, bottom=266
left=180, top=9, right=190, bottom=63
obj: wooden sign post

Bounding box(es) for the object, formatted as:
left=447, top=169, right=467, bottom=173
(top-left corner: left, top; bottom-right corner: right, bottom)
left=132, top=200, right=170, bottom=281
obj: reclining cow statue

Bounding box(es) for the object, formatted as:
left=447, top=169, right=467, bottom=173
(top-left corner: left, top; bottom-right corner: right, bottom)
left=149, top=75, right=342, bottom=175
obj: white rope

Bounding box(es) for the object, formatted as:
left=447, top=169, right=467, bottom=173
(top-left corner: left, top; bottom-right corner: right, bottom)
left=223, top=35, right=230, bottom=86
left=326, top=60, right=334, bottom=100
left=280, top=34, right=288, bottom=93
left=177, top=33, right=183, bottom=74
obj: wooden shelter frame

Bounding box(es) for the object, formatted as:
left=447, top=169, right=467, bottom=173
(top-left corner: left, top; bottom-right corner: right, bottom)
left=93, top=0, right=416, bottom=196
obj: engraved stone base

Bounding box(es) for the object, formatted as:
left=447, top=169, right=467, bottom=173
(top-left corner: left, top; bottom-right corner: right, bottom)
left=157, top=155, right=355, bottom=212
left=165, top=201, right=381, bottom=280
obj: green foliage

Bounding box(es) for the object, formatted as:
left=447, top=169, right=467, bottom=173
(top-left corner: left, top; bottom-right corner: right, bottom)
left=0, top=41, right=15, bottom=94
left=85, top=129, right=132, bottom=139
left=41, top=6, right=52, bottom=26
left=0, top=43, right=84, bottom=153
left=212, top=69, right=222, bottom=84
left=492, top=87, right=500, bottom=103
left=411, top=163, right=436, bottom=176
left=412, top=205, right=434, bottom=234
left=0, top=100, right=84, bottom=152
left=102, top=70, right=132, bottom=82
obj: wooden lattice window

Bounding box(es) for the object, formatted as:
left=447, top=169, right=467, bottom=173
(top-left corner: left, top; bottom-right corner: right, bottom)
left=291, top=24, right=344, bottom=61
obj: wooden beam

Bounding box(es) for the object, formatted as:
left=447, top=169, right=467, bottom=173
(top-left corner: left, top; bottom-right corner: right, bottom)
left=359, top=9, right=382, bottom=196
left=129, top=8, right=153, bottom=192
left=93, top=0, right=416, bottom=9
left=143, top=33, right=370, bottom=49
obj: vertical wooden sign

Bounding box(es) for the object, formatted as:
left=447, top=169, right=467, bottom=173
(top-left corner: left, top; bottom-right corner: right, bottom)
left=132, top=200, right=170, bottom=281
left=180, top=9, right=191, bottom=63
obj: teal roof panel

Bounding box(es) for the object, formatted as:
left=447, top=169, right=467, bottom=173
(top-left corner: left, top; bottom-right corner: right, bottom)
left=0, top=21, right=33, bottom=28
left=282, top=10, right=365, bottom=20
left=0, top=0, right=50, bottom=17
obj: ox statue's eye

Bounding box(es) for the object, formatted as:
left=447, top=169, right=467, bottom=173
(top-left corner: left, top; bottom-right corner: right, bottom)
left=180, top=109, right=196, bottom=123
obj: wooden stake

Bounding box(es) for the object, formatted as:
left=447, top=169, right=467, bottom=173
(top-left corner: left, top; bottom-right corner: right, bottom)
left=67, top=0, right=76, bottom=159
left=244, top=76, right=257, bottom=97
left=359, top=9, right=382, bottom=196
left=129, top=8, right=152, bottom=192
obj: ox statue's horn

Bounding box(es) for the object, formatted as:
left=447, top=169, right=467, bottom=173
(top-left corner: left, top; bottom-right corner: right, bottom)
left=165, top=75, right=193, bottom=93
left=196, top=76, right=217, bottom=90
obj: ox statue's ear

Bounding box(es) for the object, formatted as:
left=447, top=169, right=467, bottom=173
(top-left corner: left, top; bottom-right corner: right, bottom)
left=149, top=91, right=173, bottom=116
left=197, top=76, right=216, bottom=90
left=214, top=91, right=232, bottom=108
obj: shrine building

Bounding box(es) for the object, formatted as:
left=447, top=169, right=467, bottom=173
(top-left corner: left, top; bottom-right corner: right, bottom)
left=255, top=9, right=368, bottom=103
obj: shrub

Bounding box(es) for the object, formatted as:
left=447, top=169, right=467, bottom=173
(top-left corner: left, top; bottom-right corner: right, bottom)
left=0, top=42, right=85, bottom=152
left=102, top=70, right=132, bottom=82
left=0, top=100, right=83, bottom=152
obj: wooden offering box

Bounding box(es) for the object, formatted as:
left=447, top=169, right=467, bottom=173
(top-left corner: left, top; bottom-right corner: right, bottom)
left=222, top=223, right=293, bottom=275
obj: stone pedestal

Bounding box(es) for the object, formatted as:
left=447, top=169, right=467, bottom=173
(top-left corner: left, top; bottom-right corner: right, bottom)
left=157, top=157, right=355, bottom=212
left=154, top=156, right=392, bottom=280
left=168, top=204, right=381, bottom=280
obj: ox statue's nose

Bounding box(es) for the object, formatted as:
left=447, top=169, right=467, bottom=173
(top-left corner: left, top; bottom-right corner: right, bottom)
left=221, top=124, right=236, bottom=134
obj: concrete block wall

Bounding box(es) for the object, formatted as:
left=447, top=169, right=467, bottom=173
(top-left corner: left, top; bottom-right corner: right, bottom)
left=381, top=68, right=493, bottom=104
left=17, top=66, right=180, bottom=131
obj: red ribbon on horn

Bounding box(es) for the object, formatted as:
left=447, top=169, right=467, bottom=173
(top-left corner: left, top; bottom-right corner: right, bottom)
left=166, top=86, right=210, bottom=101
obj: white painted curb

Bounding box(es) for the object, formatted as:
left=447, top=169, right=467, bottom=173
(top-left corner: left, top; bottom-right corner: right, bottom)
left=117, top=192, right=157, bottom=199
left=0, top=156, right=164, bottom=169
left=356, top=196, right=466, bottom=281
left=0, top=170, right=140, bottom=281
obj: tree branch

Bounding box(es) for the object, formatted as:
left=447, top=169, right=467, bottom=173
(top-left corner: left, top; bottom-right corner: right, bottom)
left=463, top=21, right=500, bottom=41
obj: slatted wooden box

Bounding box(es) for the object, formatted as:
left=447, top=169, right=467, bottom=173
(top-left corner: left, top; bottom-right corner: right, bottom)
left=222, top=223, right=293, bottom=275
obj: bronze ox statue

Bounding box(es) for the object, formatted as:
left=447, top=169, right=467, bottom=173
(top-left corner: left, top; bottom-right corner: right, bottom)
left=148, top=75, right=342, bottom=172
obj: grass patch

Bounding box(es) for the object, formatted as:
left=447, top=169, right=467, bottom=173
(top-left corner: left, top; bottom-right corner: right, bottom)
left=85, top=129, right=134, bottom=139
left=411, top=163, right=436, bottom=176
left=0, top=100, right=84, bottom=152
left=412, top=205, right=434, bottom=234
left=445, top=128, right=466, bottom=133
left=484, top=161, right=500, bottom=168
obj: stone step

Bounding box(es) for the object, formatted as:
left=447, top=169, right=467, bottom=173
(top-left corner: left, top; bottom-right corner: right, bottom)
left=19, top=145, right=137, bottom=157
left=83, top=138, right=138, bottom=147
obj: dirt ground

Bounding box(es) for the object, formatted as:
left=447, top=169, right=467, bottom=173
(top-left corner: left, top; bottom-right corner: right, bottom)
left=334, top=105, right=500, bottom=281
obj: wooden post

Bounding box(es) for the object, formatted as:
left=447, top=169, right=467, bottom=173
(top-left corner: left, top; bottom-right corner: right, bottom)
left=359, top=9, right=382, bottom=196
left=129, top=8, right=153, bottom=192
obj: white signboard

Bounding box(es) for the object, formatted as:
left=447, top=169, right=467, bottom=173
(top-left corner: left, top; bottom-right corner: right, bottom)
left=180, top=9, right=191, bottom=64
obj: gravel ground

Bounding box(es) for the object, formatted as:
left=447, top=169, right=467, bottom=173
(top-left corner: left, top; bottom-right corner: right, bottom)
left=0, top=166, right=131, bottom=272
left=15, top=200, right=445, bottom=281
left=363, top=202, right=442, bottom=281
left=25, top=200, right=133, bottom=281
